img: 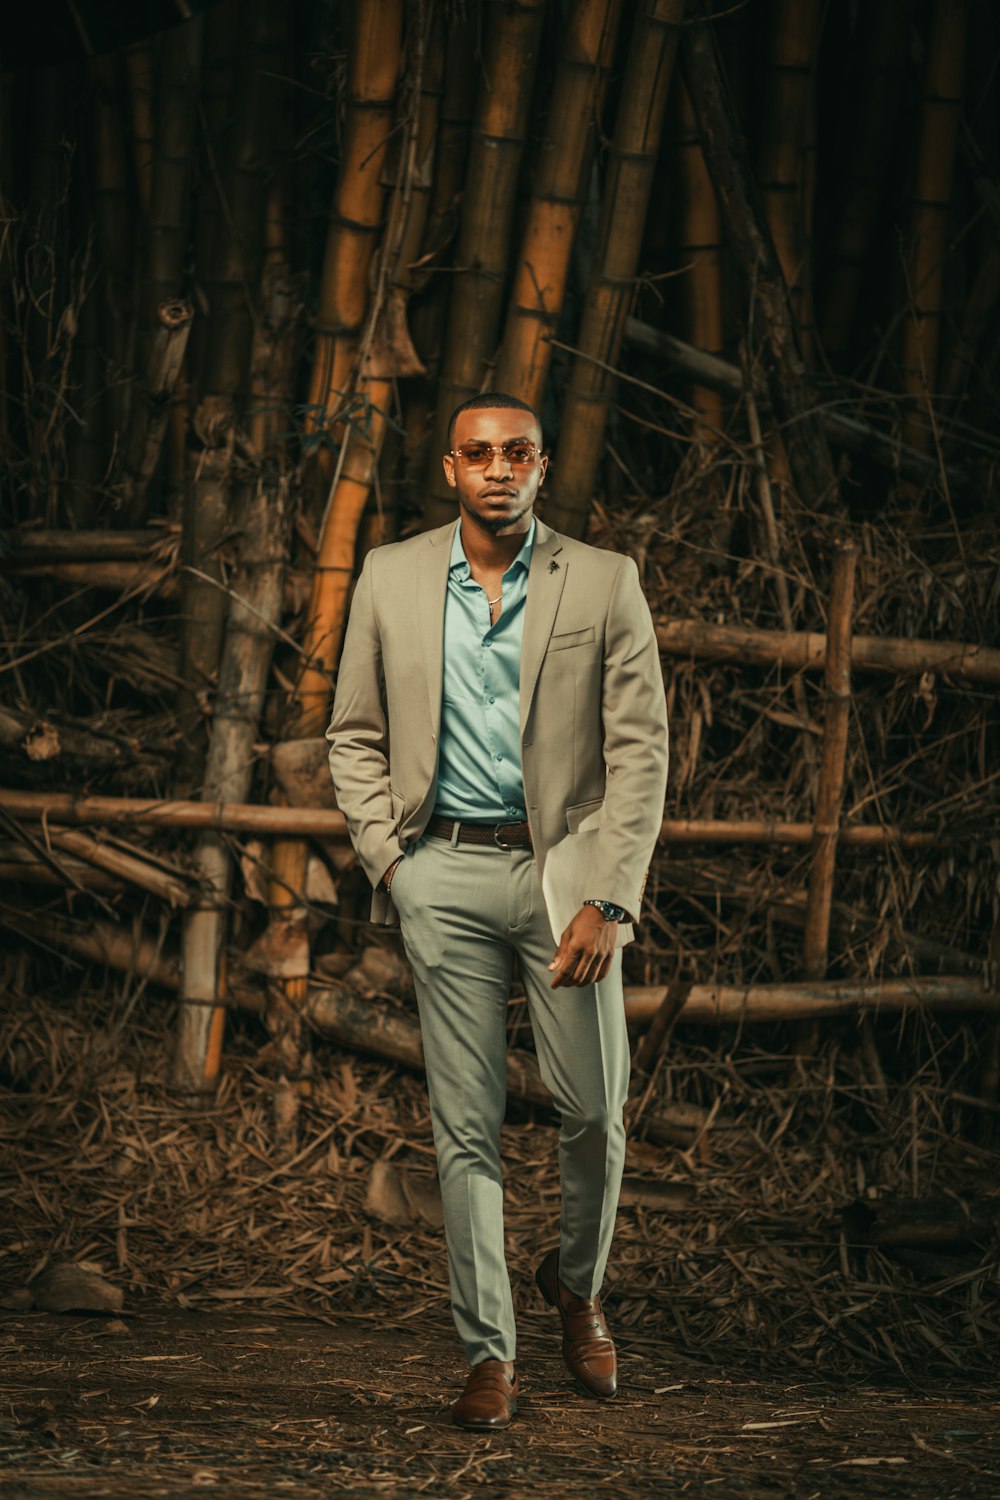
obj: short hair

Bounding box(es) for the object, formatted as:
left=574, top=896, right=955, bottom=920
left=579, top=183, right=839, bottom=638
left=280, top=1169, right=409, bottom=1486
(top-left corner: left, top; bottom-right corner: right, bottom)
left=446, top=392, right=542, bottom=449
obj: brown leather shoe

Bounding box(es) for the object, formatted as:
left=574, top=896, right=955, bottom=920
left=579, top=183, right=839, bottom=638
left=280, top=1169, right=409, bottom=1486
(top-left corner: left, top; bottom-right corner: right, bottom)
left=451, top=1359, right=519, bottom=1430
left=535, top=1248, right=617, bottom=1398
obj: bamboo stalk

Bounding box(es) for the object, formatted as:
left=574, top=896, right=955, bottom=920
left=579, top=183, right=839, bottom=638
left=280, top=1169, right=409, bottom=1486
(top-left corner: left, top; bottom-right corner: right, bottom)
left=304, top=0, right=403, bottom=456
left=174, top=264, right=297, bottom=1093
left=3, top=911, right=180, bottom=990
left=117, top=298, right=194, bottom=522
left=0, top=847, right=123, bottom=893
left=8, top=906, right=996, bottom=1024
left=402, top=5, right=477, bottom=466
left=42, top=827, right=194, bottom=907
left=742, top=351, right=813, bottom=744
left=682, top=18, right=841, bottom=519
left=671, top=75, right=724, bottom=432
left=899, top=0, right=969, bottom=458
left=493, top=0, right=622, bottom=410
left=656, top=618, right=1000, bottom=686
left=818, top=0, right=908, bottom=363
left=302, top=985, right=713, bottom=1146
left=125, top=44, right=156, bottom=218
left=89, top=53, right=133, bottom=475
left=143, top=21, right=202, bottom=356
left=0, top=708, right=170, bottom=773
left=0, top=528, right=177, bottom=563
left=621, top=317, right=970, bottom=488
left=755, top=0, right=823, bottom=363
left=545, top=0, right=683, bottom=538
left=421, top=0, right=547, bottom=530
left=177, top=0, right=284, bottom=788
left=803, top=545, right=857, bottom=978
left=625, top=978, right=1000, bottom=1024
left=0, top=790, right=964, bottom=849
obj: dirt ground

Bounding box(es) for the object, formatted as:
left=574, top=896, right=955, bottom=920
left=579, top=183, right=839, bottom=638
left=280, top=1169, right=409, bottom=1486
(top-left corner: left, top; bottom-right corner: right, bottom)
left=1, top=1302, right=997, bottom=1499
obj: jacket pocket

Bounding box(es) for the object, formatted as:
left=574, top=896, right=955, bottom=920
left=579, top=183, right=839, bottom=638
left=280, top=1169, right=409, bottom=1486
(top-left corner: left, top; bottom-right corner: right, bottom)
left=565, top=796, right=604, bottom=834
left=547, top=625, right=595, bottom=651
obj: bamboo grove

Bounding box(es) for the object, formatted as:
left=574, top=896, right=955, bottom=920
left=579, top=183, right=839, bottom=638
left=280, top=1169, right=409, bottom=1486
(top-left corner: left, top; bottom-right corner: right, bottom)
left=1, top=0, right=999, bottom=1129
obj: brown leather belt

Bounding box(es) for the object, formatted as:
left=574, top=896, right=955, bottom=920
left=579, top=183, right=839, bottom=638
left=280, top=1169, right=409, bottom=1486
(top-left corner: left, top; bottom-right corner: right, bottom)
left=426, top=815, right=532, bottom=850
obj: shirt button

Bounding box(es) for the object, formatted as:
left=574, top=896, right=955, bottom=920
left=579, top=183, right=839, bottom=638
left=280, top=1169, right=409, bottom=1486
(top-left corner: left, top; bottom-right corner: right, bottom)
left=495, top=754, right=503, bottom=762
left=484, top=640, right=492, bottom=648
left=489, top=696, right=496, bottom=704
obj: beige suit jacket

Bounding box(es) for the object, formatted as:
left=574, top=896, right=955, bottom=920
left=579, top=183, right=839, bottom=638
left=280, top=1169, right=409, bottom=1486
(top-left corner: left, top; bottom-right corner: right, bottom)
left=326, top=515, right=669, bottom=936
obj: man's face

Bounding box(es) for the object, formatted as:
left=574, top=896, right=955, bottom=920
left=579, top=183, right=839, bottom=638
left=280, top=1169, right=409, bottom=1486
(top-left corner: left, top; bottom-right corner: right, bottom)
left=442, top=407, right=548, bottom=537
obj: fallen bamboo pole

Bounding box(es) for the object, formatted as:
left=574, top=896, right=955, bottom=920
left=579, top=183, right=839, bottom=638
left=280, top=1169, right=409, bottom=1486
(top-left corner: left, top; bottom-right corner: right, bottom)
left=621, top=317, right=970, bottom=489
left=803, top=543, right=857, bottom=978
left=5, top=912, right=180, bottom=991
left=8, top=539, right=995, bottom=685
left=44, top=827, right=194, bottom=907
left=0, top=528, right=176, bottom=563
left=8, top=907, right=996, bottom=1022
left=0, top=850, right=123, bottom=893
left=657, top=618, right=1000, bottom=685
left=625, top=977, right=1000, bottom=1023
left=0, top=789, right=964, bottom=848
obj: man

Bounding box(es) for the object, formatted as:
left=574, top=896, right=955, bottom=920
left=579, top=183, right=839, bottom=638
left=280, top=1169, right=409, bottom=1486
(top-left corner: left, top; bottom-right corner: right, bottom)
left=327, top=393, right=668, bottom=1429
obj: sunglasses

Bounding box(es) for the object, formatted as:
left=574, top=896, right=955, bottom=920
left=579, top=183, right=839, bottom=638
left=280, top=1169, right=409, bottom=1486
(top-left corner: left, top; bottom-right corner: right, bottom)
left=449, top=441, right=540, bottom=468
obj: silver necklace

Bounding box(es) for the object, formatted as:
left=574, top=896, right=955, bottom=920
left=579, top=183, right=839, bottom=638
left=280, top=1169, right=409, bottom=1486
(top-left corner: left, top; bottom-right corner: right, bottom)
left=486, top=590, right=502, bottom=607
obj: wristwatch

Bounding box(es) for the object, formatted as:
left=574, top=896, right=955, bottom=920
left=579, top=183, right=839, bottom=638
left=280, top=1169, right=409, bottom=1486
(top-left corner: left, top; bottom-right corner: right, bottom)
left=583, top=899, right=627, bottom=922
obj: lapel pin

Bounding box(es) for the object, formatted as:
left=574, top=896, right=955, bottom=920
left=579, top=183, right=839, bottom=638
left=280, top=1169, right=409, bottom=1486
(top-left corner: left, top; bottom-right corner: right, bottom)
left=548, top=559, right=559, bottom=572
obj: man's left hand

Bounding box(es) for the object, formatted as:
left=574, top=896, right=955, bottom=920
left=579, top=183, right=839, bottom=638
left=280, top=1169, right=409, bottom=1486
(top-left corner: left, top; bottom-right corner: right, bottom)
left=548, top=905, right=618, bottom=989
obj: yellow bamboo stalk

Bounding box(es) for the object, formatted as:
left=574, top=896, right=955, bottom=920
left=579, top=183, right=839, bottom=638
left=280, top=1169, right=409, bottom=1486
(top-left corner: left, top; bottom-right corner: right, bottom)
left=900, top=0, right=968, bottom=457
left=421, top=0, right=547, bottom=530
left=818, top=0, right=909, bottom=362
left=545, top=0, right=683, bottom=539
left=755, top=0, right=823, bottom=364
left=494, top=0, right=622, bottom=410
left=297, top=376, right=394, bottom=740
left=305, top=0, right=403, bottom=456
left=673, top=74, right=724, bottom=432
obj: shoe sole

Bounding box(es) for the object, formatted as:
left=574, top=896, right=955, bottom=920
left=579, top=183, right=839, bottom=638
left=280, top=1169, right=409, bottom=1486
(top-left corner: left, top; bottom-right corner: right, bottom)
left=452, top=1399, right=519, bottom=1430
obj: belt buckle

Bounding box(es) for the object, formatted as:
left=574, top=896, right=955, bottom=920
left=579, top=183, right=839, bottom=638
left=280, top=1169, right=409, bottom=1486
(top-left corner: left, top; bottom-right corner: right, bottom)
left=493, top=822, right=513, bottom=851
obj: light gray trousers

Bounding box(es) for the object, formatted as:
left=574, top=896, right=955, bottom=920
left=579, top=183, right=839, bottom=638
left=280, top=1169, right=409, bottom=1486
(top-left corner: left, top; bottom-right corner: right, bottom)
left=389, top=828, right=630, bottom=1365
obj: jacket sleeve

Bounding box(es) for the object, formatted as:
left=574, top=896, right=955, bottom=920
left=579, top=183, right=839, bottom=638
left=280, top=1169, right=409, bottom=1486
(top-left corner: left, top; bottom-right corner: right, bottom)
left=325, top=550, right=405, bottom=890
left=588, top=556, right=669, bottom=923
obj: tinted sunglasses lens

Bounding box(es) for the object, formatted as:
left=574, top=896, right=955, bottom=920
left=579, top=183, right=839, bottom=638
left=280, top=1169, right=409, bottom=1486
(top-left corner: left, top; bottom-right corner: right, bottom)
left=455, top=443, right=537, bottom=467
left=457, top=445, right=492, bottom=466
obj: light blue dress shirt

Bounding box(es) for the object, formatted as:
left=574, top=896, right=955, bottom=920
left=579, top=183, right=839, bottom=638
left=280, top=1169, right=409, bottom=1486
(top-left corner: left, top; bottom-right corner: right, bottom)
left=433, top=519, right=535, bottom=822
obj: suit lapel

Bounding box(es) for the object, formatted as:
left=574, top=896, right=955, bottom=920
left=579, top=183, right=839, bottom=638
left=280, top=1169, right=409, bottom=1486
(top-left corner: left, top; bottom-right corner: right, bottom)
left=520, top=518, right=566, bottom=735
left=416, top=519, right=457, bottom=737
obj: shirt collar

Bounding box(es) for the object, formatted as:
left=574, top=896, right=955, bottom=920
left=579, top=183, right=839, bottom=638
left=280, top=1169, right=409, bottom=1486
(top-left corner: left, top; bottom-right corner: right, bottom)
left=450, top=517, right=536, bottom=578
